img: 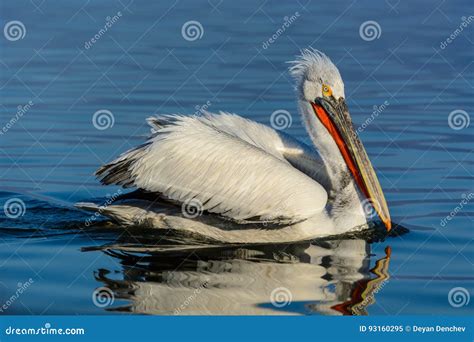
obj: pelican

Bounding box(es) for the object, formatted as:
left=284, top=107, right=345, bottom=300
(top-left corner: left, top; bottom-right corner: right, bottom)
left=76, top=49, right=391, bottom=243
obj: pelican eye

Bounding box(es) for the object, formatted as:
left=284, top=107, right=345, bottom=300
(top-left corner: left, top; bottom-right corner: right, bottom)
left=322, top=84, right=332, bottom=97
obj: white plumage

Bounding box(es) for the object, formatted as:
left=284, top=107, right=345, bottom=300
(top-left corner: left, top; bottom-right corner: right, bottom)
left=102, top=113, right=327, bottom=223
left=76, top=49, right=391, bottom=243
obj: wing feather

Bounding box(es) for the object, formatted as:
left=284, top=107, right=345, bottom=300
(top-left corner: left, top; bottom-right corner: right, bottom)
left=96, top=113, right=328, bottom=223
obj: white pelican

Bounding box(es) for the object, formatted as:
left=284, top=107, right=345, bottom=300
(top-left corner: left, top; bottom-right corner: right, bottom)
left=77, top=49, right=391, bottom=243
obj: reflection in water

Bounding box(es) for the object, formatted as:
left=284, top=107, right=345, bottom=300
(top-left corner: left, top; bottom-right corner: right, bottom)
left=90, top=237, right=392, bottom=315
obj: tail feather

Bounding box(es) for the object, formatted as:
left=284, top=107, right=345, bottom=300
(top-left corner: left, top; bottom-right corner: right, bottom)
left=95, top=144, right=149, bottom=187
left=95, top=115, right=180, bottom=187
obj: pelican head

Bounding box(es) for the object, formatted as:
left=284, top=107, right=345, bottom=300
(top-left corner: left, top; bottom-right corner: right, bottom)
left=290, top=48, right=391, bottom=231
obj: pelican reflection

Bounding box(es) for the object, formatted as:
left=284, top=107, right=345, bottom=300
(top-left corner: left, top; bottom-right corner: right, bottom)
left=89, top=238, right=392, bottom=315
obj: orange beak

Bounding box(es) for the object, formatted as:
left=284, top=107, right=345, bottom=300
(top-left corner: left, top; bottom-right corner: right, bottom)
left=312, top=99, right=391, bottom=231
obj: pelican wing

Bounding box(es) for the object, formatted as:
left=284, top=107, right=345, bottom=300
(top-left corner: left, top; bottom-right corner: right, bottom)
left=96, top=113, right=328, bottom=223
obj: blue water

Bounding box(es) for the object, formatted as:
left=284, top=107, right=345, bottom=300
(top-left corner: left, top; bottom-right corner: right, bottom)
left=0, top=0, right=472, bottom=315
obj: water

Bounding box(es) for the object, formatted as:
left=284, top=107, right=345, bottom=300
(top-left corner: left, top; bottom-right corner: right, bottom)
left=0, top=0, right=472, bottom=315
